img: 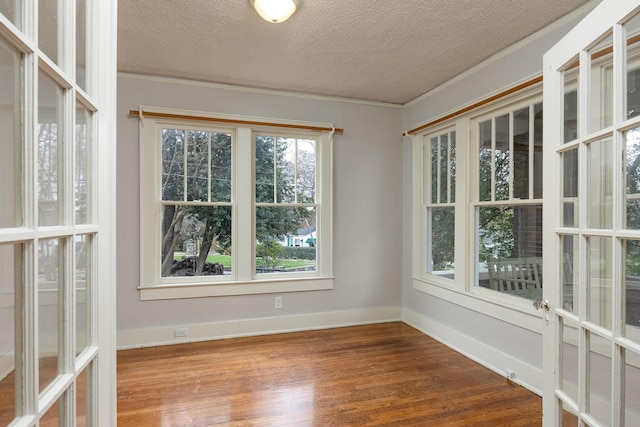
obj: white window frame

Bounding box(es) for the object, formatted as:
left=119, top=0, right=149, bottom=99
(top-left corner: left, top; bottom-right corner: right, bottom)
left=138, top=108, right=334, bottom=300
left=411, top=83, right=545, bottom=331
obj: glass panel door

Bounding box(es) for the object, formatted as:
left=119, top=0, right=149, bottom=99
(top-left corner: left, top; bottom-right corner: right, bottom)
left=543, top=1, right=640, bottom=425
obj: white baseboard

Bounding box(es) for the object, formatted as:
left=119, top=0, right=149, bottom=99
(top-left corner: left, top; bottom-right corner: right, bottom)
left=0, top=350, right=14, bottom=381
left=117, top=306, right=402, bottom=349
left=402, top=307, right=542, bottom=396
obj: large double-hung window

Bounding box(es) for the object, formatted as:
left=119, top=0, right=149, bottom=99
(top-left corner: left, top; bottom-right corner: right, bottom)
left=139, top=109, right=334, bottom=299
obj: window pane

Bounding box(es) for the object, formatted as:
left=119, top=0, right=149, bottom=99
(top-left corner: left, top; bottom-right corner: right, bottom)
left=76, top=235, right=90, bottom=355
left=296, top=139, right=316, bottom=203
left=0, top=39, right=22, bottom=228
left=38, top=72, right=63, bottom=226
left=429, top=136, right=438, bottom=204
left=255, top=135, right=275, bottom=203
left=0, top=0, right=21, bottom=29
left=495, top=114, right=509, bottom=201
left=439, top=134, right=449, bottom=203
left=256, top=206, right=316, bottom=274
left=427, top=207, right=455, bottom=279
left=626, top=128, right=640, bottom=229
left=450, top=131, right=456, bottom=201
left=479, top=120, right=492, bottom=201
left=478, top=204, right=543, bottom=300
left=587, top=138, right=613, bottom=229
left=39, top=238, right=61, bottom=393
left=186, top=130, right=210, bottom=202
left=76, top=0, right=86, bottom=91
left=588, top=236, right=612, bottom=331
left=626, top=14, right=640, bottom=120
left=563, top=148, right=579, bottom=227
left=76, top=103, right=90, bottom=224
left=160, top=205, right=231, bottom=277
left=0, top=244, right=22, bottom=425
left=211, top=131, right=232, bottom=203
left=513, top=106, right=529, bottom=199
left=162, top=128, right=185, bottom=201
left=38, top=0, right=58, bottom=64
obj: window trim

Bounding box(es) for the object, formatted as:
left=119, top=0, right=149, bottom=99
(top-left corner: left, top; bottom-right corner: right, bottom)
left=138, top=108, right=334, bottom=300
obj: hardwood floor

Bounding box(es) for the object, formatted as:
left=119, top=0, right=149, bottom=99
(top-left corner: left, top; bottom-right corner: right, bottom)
left=117, top=322, right=542, bottom=426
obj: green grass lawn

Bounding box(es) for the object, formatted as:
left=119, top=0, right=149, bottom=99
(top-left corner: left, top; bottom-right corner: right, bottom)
left=174, top=253, right=315, bottom=269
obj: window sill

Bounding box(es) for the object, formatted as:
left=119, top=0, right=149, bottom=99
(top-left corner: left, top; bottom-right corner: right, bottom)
left=139, top=276, right=334, bottom=300
left=412, top=277, right=543, bottom=333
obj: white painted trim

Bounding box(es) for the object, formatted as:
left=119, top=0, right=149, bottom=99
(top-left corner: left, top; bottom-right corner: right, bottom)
left=402, top=307, right=542, bottom=396
left=117, top=306, right=402, bottom=349
left=118, top=72, right=404, bottom=109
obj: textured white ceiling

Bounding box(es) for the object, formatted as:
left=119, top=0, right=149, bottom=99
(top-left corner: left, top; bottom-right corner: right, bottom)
left=118, top=0, right=595, bottom=105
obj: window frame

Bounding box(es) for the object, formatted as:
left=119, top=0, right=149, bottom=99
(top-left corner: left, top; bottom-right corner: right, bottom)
left=138, top=109, right=334, bottom=300
left=411, top=83, right=545, bottom=328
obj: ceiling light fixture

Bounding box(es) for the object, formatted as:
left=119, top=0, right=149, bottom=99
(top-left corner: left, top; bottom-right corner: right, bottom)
left=249, top=0, right=298, bottom=23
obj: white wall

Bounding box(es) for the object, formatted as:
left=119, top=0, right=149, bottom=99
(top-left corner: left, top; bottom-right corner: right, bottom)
left=400, top=8, right=593, bottom=393
left=116, top=76, right=404, bottom=345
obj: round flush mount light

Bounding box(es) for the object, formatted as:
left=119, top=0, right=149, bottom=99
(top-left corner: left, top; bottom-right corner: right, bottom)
left=249, top=0, right=298, bottom=23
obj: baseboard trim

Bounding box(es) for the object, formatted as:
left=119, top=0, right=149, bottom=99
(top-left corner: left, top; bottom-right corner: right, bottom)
left=117, top=306, right=402, bottom=350
left=402, top=307, right=542, bottom=396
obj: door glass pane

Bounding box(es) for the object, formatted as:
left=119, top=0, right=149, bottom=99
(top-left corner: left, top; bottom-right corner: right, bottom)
left=587, top=138, right=613, bottom=230
left=39, top=238, right=61, bottom=394
left=0, top=244, right=22, bottom=425
left=624, top=239, right=640, bottom=337
left=0, top=0, right=20, bottom=29
left=533, top=103, right=543, bottom=199
left=561, top=320, right=579, bottom=404
left=588, top=237, right=613, bottom=330
left=625, top=13, right=640, bottom=120
left=76, top=366, right=89, bottom=426
left=38, top=0, right=58, bottom=64
left=40, top=393, right=63, bottom=426
left=76, top=103, right=90, bottom=225
left=38, top=72, right=63, bottom=227
left=0, top=39, right=22, bottom=228
left=513, top=107, right=529, bottom=199
left=625, top=127, right=640, bottom=229
left=589, top=32, right=613, bottom=133
left=562, top=148, right=579, bottom=227
left=562, top=235, right=579, bottom=313
left=76, top=0, right=86, bottom=91
left=564, top=75, right=578, bottom=143
left=495, top=115, right=509, bottom=201
left=588, top=333, right=612, bottom=425
left=625, top=350, right=640, bottom=426
left=479, top=120, right=492, bottom=201
left=561, top=402, right=579, bottom=426
left=76, top=235, right=89, bottom=355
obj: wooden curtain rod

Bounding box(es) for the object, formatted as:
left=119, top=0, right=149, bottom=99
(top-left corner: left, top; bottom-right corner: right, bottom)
left=403, top=76, right=543, bottom=136
left=129, top=109, right=344, bottom=134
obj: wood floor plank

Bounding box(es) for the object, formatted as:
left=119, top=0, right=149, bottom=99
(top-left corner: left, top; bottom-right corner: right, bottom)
left=116, top=322, right=541, bottom=426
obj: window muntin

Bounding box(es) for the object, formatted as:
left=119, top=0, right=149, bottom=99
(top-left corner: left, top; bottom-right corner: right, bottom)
left=140, top=114, right=334, bottom=296
left=423, top=129, right=456, bottom=280
left=255, top=135, right=318, bottom=275
left=474, top=100, right=544, bottom=301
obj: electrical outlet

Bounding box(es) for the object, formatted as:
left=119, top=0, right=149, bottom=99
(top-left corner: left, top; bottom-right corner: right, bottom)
left=275, top=296, right=283, bottom=309
left=174, top=328, right=188, bottom=337
left=505, top=369, right=515, bottom=379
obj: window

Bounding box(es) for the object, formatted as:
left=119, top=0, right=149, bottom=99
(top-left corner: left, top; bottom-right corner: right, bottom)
left=423, top=129, right=456, bottom=281
left=139, top=110, right=334, bottom=299
left=412, top=84, right=545, bottom=310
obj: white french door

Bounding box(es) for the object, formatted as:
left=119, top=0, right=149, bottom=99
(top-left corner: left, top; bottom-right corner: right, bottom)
left=543, top=1, right=640, bottom=425
left=0, top=1, right=116, bottom=426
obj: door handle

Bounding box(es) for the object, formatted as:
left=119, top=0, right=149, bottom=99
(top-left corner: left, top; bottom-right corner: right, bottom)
left=533, top=299, right=550, bottom=324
